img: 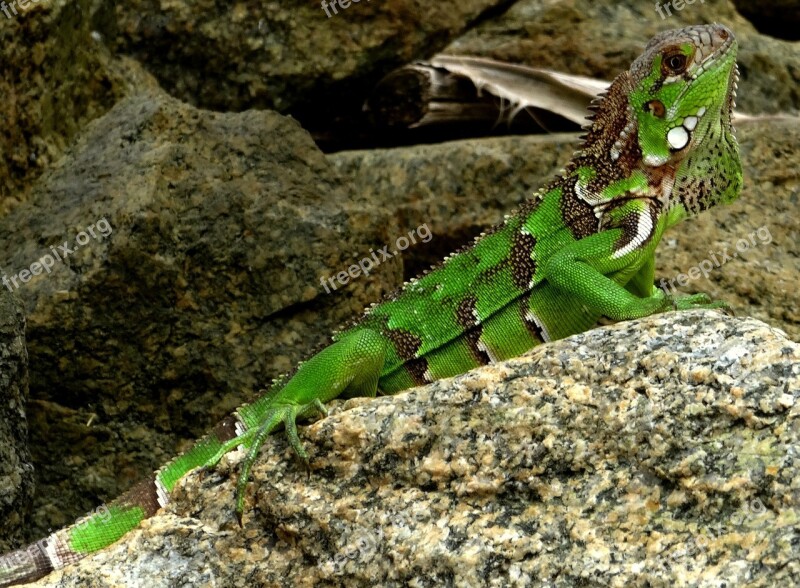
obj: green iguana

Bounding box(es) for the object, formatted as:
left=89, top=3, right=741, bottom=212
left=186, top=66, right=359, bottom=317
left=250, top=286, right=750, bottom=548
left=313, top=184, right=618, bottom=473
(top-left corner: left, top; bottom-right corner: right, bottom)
left=0, top=23, right=742, bottom=586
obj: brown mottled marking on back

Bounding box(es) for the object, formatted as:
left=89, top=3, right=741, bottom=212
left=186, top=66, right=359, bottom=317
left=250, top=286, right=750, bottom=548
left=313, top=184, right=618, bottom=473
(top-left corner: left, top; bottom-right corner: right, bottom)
left=120, top=479, right=163, bottom=518
left=520, top=296, right=548, bottom=343
left=212, top=415, right=241, bottom=444
left=560, top=176, right=599, bottom=240
left=510, top=230, right=537, bottom=289
left=385, top=328, right=430, bottom=384
left=385, top=328, right=422, bottom=360
left=604, top=199, right=661, bottom=256
left=455, top=296, right=479, bottom=329
left=455, top=297, right=491, bottom=365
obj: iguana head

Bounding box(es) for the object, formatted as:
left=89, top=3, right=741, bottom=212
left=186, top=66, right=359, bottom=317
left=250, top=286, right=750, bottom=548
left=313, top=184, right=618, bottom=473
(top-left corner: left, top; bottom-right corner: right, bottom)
left=629, top=24, right=742, bottom=220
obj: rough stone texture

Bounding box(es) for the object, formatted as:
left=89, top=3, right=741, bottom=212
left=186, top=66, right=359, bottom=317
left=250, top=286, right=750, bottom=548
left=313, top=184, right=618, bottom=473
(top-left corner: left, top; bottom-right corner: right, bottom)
left=445, top=0, right=800, bottom=116
left=0, top=290, right=32, bottom=553
left=329, top=116, right=800, bottom=342
left=111, top=0, right=511, bottom=112
left=0, top=88, right=407, bottom=539
left=29, top=312, right=800, bottom=587
left=4, top=71, right=795, bottom=556
left=3, top=0, right=794, bottom=214
left=0, top=0, right=156, bottom=213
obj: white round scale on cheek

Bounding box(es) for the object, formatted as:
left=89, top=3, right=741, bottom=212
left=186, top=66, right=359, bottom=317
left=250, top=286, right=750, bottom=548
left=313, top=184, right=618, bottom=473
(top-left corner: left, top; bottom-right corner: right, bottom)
left=683, top=115, right=698, bottom=130
left=667, top=126, right=690, bottom=150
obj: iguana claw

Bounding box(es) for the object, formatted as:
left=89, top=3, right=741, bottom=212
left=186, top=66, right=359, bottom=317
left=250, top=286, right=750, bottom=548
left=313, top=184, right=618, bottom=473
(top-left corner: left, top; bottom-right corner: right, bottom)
left=671, top=293, right=733, bottom=315
left=232, top=400, right=329, bottom=525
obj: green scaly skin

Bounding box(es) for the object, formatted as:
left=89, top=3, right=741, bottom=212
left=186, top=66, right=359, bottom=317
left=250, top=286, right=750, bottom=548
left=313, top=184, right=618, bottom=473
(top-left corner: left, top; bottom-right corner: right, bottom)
left=0, top=24, right=741, bottom=586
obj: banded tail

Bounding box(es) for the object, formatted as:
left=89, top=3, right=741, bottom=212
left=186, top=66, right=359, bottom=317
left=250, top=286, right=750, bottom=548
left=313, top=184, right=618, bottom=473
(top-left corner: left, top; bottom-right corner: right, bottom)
left=0, top=412, right=244, bottom=586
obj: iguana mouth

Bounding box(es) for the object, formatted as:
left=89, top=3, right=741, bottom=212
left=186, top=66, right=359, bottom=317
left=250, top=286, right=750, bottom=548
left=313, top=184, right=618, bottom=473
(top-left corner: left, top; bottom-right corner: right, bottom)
left=0, top=26, right=747, bottom=588
left=702, top=26, right=739, bottom=112
left=682, top=26, right=738, bottom=94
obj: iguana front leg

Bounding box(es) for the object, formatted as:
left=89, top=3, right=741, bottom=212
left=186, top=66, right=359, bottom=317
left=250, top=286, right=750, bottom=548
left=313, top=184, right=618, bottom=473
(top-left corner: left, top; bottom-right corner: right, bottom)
left=542, top=225, right=728, bottom=321
left=623, top=248, right=731, bottom=313
left=624, top=250, right=657, bottom=298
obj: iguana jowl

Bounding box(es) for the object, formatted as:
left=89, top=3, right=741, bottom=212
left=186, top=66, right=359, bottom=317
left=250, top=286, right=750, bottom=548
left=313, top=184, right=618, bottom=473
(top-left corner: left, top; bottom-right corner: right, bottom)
left=0, top=23, right=742, bottom=586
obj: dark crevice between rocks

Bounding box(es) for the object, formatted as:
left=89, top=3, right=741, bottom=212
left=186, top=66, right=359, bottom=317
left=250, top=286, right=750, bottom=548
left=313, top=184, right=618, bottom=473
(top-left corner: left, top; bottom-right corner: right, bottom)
left=731, top=0, right=800, bottom=41
left=290, top=0, right=549, bottom=153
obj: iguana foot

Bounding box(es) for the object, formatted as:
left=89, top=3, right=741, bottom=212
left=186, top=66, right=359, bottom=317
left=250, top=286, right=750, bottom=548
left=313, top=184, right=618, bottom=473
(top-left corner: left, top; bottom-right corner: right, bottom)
left=229, top=400, right=327, bottom=525
left=199, top=399, right=329, bottom=524
left=670, top=293, right=734, bottom=315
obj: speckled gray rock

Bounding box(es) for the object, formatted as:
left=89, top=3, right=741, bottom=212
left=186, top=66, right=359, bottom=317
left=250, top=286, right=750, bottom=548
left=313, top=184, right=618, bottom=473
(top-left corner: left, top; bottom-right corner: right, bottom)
left=445, top=0, right=799, bottom=116
left=0, top=88, right=407, bottom=539
left=29, top=312, right=800, bottom=587
left=0, top=290, right=32, bottom=553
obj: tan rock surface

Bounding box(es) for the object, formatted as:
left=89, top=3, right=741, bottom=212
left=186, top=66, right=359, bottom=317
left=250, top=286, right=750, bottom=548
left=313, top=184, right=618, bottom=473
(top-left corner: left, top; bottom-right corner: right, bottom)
left=30, top=312, right=800, bottom=587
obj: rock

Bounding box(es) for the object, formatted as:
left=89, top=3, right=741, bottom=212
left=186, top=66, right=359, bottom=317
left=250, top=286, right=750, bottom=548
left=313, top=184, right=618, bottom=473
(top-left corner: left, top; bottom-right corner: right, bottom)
left=445, top=0, right=800, bottom=116
left=0, top=88, right=406, bottom=538
left=112, top=0, right=509, bottom=113
left=1, top=3, right=797, bottom=578
left=9, top=86, right=792, bottom=557
left=29, top=311, right=800, bottom=587
left=0, top=0, right=156, bottom=213
left=0, top=290, right=32, bottom=553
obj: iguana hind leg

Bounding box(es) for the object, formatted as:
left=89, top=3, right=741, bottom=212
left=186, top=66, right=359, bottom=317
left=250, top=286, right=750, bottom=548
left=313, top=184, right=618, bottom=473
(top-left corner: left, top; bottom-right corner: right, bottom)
left=217, top=328, right=387, bottom=521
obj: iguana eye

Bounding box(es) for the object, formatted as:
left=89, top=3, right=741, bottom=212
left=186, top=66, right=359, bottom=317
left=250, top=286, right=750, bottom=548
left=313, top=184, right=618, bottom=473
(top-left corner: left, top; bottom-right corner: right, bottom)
left=663, top=53, right=688, bottom=74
